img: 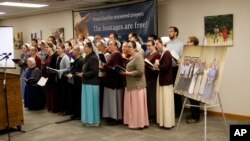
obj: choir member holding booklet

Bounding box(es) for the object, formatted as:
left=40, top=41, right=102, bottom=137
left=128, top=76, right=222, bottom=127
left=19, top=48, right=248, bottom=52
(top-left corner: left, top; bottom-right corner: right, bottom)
left=154, top=37, right=175, bottom=129
left=96, top=39, right=110, bottom=116
left=43, top=43, right=59, bottom=113
left=55, top=44, right=70, bottom=115
left=101, top=40, right=125, bottom=124
left=121, top=41, right=149, bottom=129
left=24, top=57, right=45, bottom=110
left=76, top=42, right=100, bottom=127
left=67, top=46, right=84, bottom=120
left=144, top=40, right=160, bottom=122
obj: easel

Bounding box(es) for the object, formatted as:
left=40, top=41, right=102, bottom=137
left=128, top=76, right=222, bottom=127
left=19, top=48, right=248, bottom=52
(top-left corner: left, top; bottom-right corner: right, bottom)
left=174, top=93, right=229, bottom=141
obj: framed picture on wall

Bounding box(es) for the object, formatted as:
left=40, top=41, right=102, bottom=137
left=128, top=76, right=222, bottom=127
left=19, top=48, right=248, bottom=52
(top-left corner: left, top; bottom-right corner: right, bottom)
left=14, top=32, right=23, bottom=50
left=204, top=14, right=233, bottom=46
left=52, top=28, right=65, bottom=41
left=37, top=30, right=42, bottom=41
left=31, top=32, right=37, bottom=41
left=30, top=30, right=42, bottom=42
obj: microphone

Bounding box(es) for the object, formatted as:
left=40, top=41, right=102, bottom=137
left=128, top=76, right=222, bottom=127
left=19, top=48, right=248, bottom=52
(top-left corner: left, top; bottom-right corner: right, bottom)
left=0, top=53, right=7, bottom=56
left=0, top=52, right=11, bottom=56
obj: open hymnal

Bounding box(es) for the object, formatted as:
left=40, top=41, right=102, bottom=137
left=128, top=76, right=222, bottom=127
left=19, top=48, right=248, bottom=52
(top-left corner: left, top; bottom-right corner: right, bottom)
left=113, top=65, right=126, bottom=73
left=70, top=58, right=74, bottom=63
left=23, top=78, right=36, bottom=84
left=170, top=50, right=180, bottom=60
left=12, top=59, right=22, bottom=64
left=98, top=53, right=107, bottom=63
left=144, top=58, right=154, bottom=67
left=37, top=77, right=48, bottom=87
left=23, top=78, right=34, bottom=82
left=46, top=67, right=64, bottom=78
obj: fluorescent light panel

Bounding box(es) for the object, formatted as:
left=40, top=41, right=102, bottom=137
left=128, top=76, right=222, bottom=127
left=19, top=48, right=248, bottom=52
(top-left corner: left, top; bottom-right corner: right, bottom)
left=0, top=2, right=48, bottom=8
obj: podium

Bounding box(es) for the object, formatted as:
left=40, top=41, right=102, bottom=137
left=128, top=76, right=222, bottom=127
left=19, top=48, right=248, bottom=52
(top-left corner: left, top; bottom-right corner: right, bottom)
left=0, top=73, right=24, bottom=130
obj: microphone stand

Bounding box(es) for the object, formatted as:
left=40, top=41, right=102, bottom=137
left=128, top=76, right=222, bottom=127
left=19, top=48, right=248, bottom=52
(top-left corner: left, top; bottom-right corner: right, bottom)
left=0, top=55, right=11, bottom=141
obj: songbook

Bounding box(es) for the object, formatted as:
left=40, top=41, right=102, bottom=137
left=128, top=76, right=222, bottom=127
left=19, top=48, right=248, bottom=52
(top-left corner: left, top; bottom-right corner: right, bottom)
left=170, top=50, right=180, bottom=60
left=46, top=67, right=64, bottom=78
left=23, top=78, right=36, bottom=84
left=144, top=58, right=154, bottom=67
left=23, top=78, right=35, bottom=82
left=113, top=65, right=126, bottom=73
left=37, top=77, right=48, bottom=87
left=70, top=58, right=74, bottom=63
left=98, top=53, right=107, bottom=63
left=12, top=59, right=22, bottom=64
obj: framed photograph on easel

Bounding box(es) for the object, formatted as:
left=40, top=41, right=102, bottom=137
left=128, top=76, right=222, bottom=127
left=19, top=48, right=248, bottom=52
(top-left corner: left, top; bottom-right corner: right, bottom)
left=174, top=46, right=227, bottom=105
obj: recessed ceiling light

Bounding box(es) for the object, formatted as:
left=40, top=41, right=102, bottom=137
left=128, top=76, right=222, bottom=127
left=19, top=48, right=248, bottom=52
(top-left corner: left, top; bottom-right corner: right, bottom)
left=0, top=2, right=48, bottom=8
left=0, top=12, right=6, bottom=15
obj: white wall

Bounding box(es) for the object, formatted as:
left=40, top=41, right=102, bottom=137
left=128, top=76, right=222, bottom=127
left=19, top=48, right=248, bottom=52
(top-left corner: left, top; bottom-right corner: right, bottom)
left=158, top=0, right=250, bottom=116
left=0, top=0, right=249, bottom=116
left=0, top=10, right=73, bottom=74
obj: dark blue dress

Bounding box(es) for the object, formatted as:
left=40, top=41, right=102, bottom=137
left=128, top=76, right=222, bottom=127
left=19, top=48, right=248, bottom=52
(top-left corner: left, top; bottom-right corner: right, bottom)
left=24, top=68, right=45, bottom=110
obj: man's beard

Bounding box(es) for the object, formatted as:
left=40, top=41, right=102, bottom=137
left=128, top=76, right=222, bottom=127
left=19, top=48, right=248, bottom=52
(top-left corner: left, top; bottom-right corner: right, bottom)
left=169, top=36, right=175, bottom=40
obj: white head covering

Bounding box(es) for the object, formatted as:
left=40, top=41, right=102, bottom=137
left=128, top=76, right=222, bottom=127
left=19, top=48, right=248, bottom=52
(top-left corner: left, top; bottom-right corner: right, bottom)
left=135, top=42, right=142, bottom=51
left=160, top=36, right=170, bottom=46
left=103, top=37, right=110, bottom=45
left=138, top=36, right=144, bottom=44
left=87, top=36, right=94, bottom=42
left=108, top=40, right=121, bottom=49
left=25, top=43, right=30, bottom=48
left=79, top=45, right=84, bottom=53
left=40, top=40, right=46, bottom=44
left=115, top=40, right=121, bottom=48
left=100, top=39, right=108, bottom=48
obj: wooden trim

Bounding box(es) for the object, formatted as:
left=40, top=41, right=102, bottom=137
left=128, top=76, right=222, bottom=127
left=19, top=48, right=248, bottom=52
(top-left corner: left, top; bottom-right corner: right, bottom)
left=207, top=110, right=250, bottom=121
left=185, top=107, right=250, bottom=121
left=0, top=72, right=20, bottom=78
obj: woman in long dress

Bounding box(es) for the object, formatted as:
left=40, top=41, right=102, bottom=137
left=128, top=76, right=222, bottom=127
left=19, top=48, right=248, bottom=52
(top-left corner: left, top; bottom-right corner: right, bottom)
left=55, top=44, right=70, bottom=115
left=154, top=37, right=175, bottom=128
left=145, top=40, right=160, bottom=121
left=18, top=44, right=29, bottom=98
left=76, top=41, right=100, bottom=126
left=24, top=57, right=44, bottom=110
left=43, top=43, right=59, bottom=112
left=102, top=40, right=125, bottom=124
left=122, top=41, right=149, bottom=129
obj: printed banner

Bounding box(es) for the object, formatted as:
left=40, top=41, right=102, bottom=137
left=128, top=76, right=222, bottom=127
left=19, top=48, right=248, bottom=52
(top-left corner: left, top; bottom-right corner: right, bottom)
left=73, top=0, right=156, bottom=42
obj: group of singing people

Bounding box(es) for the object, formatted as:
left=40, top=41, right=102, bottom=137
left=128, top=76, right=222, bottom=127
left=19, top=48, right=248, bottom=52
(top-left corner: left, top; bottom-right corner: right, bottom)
left=17, top=26, right=201, bottom=129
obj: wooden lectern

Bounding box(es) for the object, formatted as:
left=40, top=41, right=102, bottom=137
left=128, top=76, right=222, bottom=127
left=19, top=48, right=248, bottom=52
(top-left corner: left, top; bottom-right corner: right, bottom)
left=0, top=74, right=24, bottom=130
